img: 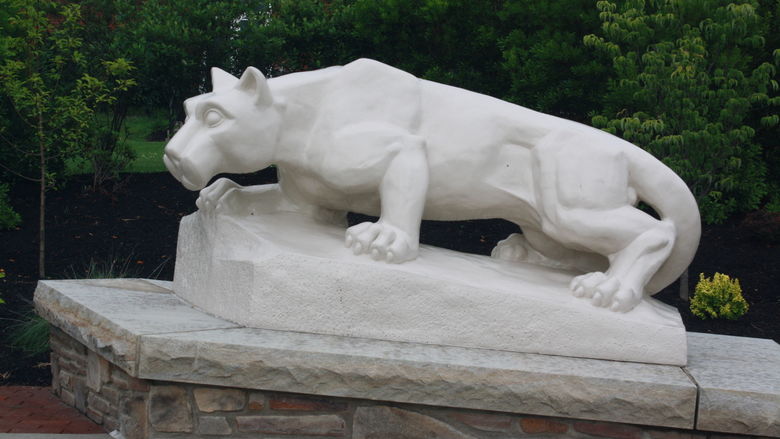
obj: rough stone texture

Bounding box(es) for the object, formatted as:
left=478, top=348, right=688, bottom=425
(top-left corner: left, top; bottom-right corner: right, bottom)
left=110, top=367, right=149, bottom=392
left=86, top=393, right=112, bottom=416
left=269, top=394, right=348, bottom=412
left=353, top=406, right=476, bottom=439
left=686, top=332, right=780, bottom=437
left=520, top=417, right=570, bottom=434
left=39, top=279, right=780, bottom=438
left=119, top=393, right=149, bottom=439
left=247, top=392, right=265, bottom=411
left=86, top=406, right=104, bottom=424
left=104, top=414, right=119, bottom=432
left=148, top=385, right=193, bottom=432
left=139, top=326, right=696, bottom=428
left=35, top=279, right=238, bottom=375
left=174, top=212, right=687, bottom=365
left=50, top=326, right=149, bottom=439
left=60, top=388, right=76, bottom=407
left=194, top=387, right=246, bottom=412
left=198, top=416, right=233, bottom=435
left=87, top=350, right=110, bottom=392
left=449, top=412, right=513, bottom=432
left=236, top=414, right=346, bottom=436
left=574, top=420, right=644, bottom=439
left=647, top=429, right=709, bottom=438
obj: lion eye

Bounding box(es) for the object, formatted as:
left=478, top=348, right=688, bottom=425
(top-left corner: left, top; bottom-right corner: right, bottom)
left=204, top=109, right=223, bottom=127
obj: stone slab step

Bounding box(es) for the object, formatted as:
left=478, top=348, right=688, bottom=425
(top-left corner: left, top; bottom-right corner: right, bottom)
left=33, top=278, right=780, bottom=437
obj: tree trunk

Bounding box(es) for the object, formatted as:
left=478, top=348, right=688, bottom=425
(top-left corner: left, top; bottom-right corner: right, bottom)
left=38, top=114, right=46, bottom=279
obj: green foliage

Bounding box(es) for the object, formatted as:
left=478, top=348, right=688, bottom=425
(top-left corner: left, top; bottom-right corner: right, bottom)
left=754, top=0, right=780, bottom=209
left=8, top=313, right=49, bottom=356
left=0, top=0, right=95, bottom=187
left=499, top=0, right=610, bottom=120
left=0, top=0, right=134, bottom=276
left=79, top=58, right=137, bottom=189
left=236, top=0, right=359, bottom=77
left=7, top=252, right=149, bottom=357
left=0, top=0, right=135, bottom=185
left=124, top=111, right=167, bottom=173
left=77, top=255, right=139, bottom=279
left=690, top=272, right=749, bottom=319
left=0, top=183, right=20, bottom=229
left=234, top=0, right=512, bottom=98
left=115, top=0, right=259, bottom=125
left=766, top=192, right=780, bottom=212
left=346, top=0, right=507, bottom=96
left=586, top=0, right=778, bottom=224
left=65, top=110, right=168, bottom=175
left=3, top=0, right=774, bottom=225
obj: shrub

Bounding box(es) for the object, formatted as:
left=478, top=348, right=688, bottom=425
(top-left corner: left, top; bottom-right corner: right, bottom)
left=0, top=183, right=20, bottom=230
left=585, top=0, right=777, bottom=224
left=690, top=273, right=749, bottom=320
left=8, top=313, right=50, bottom=356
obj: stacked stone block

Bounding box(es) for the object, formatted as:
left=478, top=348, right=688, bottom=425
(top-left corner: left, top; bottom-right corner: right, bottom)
left=50, top=327, right=150, bottom=437
left=49, top=326, right=772, bottom=439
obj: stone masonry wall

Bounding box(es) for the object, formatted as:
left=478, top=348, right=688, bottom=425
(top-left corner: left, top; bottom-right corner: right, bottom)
left=50, top=327, right=771, bottom=439
left=50, top=327, right=149, bottom=438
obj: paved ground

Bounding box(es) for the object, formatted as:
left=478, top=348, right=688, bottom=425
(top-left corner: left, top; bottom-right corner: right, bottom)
left=0, top=386, right=107, bottom=435
left=0, top=436, right=109, bottom=438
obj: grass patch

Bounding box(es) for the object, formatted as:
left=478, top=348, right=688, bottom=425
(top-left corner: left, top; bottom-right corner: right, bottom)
left=8, top=313, right=50, bottom=356
left=125, top=111, right=168, bottom=173
left=65, top=110, right=169, bottom=175
left=6, top=252, right=164, bottom=357
left=127, top=138, right=166, bottom=173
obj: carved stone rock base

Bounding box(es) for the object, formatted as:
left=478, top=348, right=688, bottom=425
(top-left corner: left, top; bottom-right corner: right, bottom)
left=173, top=211, right=687, bottom=365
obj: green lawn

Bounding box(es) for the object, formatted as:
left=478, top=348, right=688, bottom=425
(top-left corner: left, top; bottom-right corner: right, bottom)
left=125, top=111, right=167, bottom=173
left=66, top=110, right=168, bottom=175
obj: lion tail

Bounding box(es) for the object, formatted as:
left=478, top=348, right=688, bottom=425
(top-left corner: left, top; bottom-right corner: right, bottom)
left=627, top=147, right=701, bottom=294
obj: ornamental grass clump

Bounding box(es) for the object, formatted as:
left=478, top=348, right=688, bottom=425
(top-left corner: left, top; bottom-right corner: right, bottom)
left=690, top=273, right=749, bottom=320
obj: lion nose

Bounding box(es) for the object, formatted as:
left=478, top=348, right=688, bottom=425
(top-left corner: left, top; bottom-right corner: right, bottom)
left=164, top=142, right=181, bottom=161
left=164, top=150, right=179, bottom=168
left=163, top=141, right=184, bottom=177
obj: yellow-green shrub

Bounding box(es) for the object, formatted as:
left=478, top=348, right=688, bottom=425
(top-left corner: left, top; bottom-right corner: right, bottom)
left=690, top=273, right=748, bottom=320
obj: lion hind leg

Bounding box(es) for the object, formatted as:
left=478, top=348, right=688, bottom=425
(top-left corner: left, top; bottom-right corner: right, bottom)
left=492, top=228, right=607, bottom=273
left=557, top=206, right=675, bottom=312
left=533, top=140, right=674, bottom=312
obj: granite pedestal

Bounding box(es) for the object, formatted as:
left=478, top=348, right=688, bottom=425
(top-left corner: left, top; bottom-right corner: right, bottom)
left=35, top=279, right=780, bottom=439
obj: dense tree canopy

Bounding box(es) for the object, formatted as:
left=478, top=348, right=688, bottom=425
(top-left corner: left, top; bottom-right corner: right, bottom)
left=1, top=0, right=777, bottom=227
left=585, top=0, right=778, bottom=223
left=0, top=0, right=134, bottom=275
left=499, top=0, right=610, bottom=121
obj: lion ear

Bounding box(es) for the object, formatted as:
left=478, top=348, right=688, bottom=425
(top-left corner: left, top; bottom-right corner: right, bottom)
left=211, top=67, right=238, bottom=91
left=236, top=66, right=273, bottom=106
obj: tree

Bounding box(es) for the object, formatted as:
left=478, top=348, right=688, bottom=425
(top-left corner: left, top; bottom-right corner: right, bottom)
left=585, top=0, right=778, bottom=225
left=117, top=0, right=259, bottom=127
left=0, top=1, right=128, bottom=277
left=235, top=0, right=360, bottom=78
left=79, top=58, right=136, bottom=190
left=499, top=0, right=611, bottom=121
left=753, top=0, right=780, bottom=209
left=238, top=0, right=509, bottom=97
left=347, top=0, right=508, bottom=97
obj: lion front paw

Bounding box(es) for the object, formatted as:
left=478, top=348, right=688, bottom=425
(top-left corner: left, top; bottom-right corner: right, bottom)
left=345, top=221, right=418, bottom=263
left=196, top=177, right=243, bottom=213
left=569, top=272, right=642, bottom=312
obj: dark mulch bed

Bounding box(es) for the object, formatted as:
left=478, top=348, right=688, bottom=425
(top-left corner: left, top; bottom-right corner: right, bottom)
left=1, top=171, right=778, bottom=385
